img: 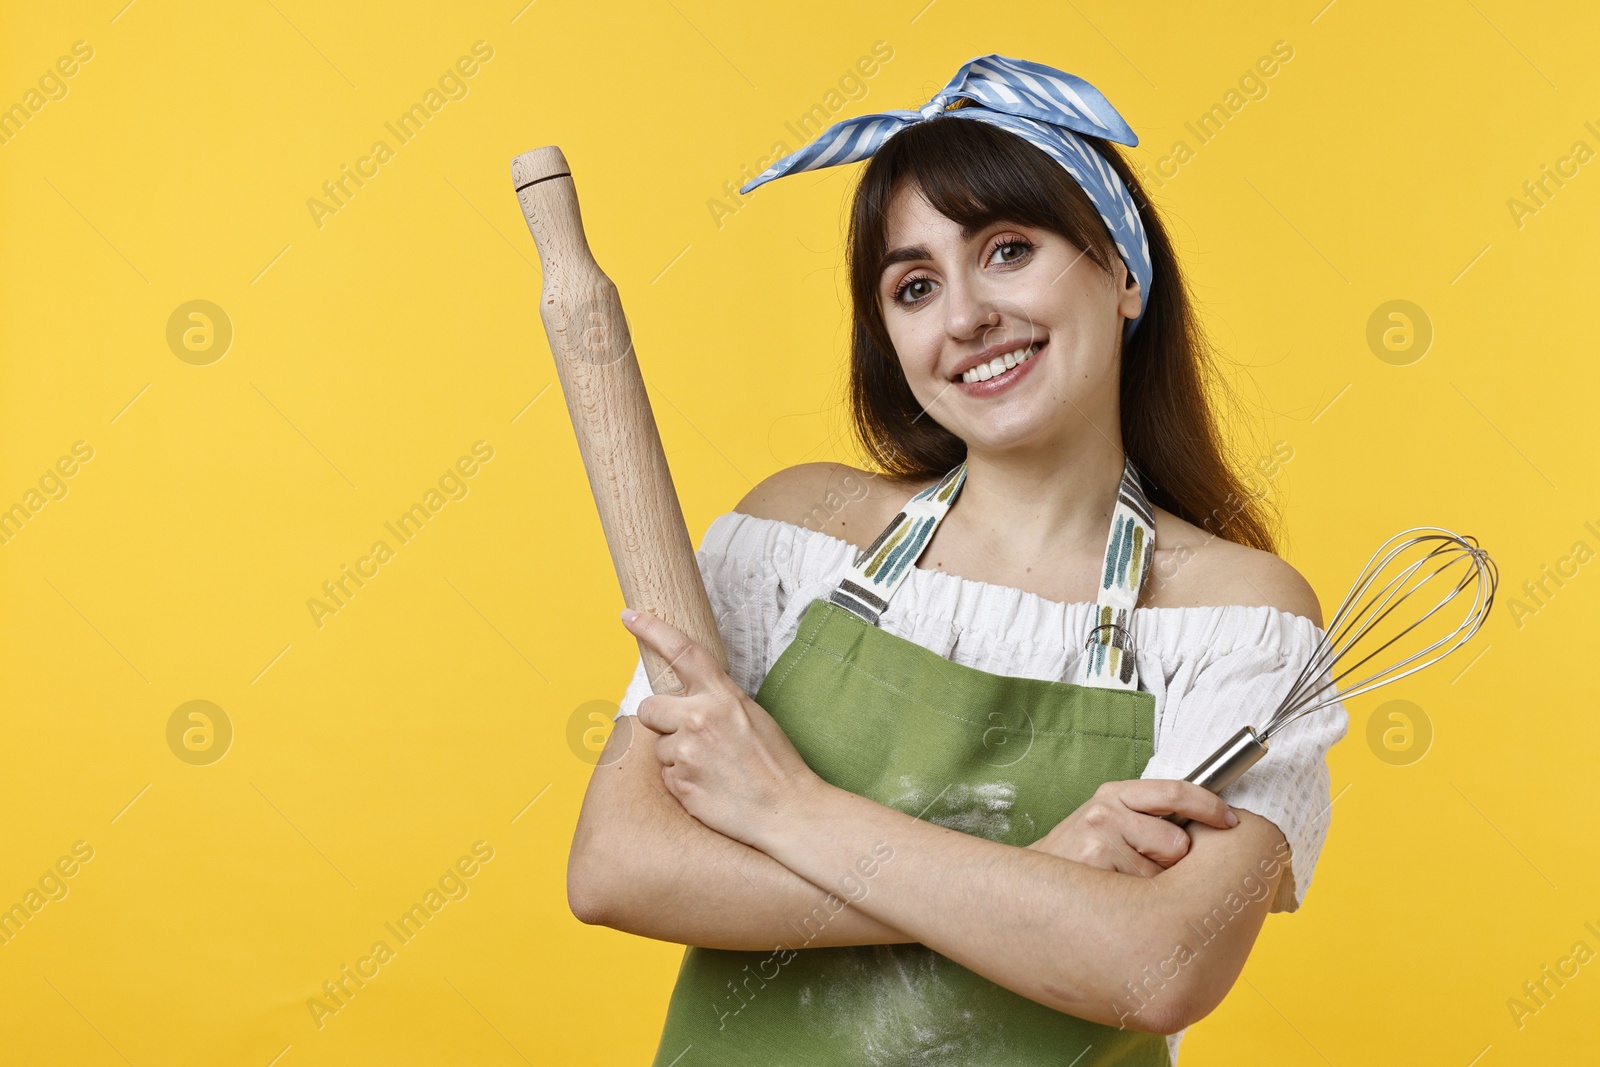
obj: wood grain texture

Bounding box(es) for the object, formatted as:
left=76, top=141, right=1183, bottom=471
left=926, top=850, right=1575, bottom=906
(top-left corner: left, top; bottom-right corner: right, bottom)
left=511, top=146, right=728, bottom=694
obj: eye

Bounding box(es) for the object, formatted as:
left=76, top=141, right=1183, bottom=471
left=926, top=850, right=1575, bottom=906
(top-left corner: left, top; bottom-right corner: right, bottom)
left=989, top=237, right=1034, bottom=265
left=890, top=273, right=934, bottom=305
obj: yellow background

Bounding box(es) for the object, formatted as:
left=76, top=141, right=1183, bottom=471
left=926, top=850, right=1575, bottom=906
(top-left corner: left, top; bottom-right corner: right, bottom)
left=1, top=0, right=1595, bottom=1063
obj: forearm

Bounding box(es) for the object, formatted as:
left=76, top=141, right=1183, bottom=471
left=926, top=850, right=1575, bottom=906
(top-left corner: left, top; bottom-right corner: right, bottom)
left=750, top=777, right=1189, bottom=1030
left=569, top=754, right=916, bottom=951
left=605, top=605, right=1277, bottom=1031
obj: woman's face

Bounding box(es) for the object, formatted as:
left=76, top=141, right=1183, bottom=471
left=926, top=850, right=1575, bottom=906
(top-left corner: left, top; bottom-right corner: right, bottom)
left=876, top=182, right=1143, bottom=456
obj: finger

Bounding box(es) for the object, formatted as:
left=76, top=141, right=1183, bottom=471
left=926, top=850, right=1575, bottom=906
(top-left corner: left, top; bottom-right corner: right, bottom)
left=1116, top=812, right=1196, bottom=868
left=1082, top=821, right=1165, bottom=878
left=620, top=608, right=716, bottom=695
left=634, top=692, right=687, bottom=738
left=651, top=727, right=678, bottom=767
left=1121, top=779, right=1238, bottom=829
left=1120, top=846, right=1165, bottom=879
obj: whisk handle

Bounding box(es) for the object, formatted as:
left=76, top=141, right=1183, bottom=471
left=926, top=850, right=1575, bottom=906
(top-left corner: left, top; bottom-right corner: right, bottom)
left=1164, top=725, right=1270, bottom=829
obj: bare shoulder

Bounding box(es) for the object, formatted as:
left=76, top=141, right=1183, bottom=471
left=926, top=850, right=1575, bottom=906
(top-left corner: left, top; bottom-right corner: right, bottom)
left=733, top=462, right=929, bottom=551
left=1145, top=506, right=1323, bottom=628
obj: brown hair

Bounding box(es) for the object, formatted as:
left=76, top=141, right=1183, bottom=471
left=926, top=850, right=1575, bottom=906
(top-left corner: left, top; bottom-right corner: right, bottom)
left=842, top=110, right=1279, bottom=554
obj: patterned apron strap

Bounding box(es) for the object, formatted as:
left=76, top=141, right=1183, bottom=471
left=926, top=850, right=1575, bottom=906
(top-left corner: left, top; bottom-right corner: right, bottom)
left=1073, top=457, right=1157, bottom=692
left=826, top=463, right=968, bottom=627
left=824, top=455, right=1156, bottom=692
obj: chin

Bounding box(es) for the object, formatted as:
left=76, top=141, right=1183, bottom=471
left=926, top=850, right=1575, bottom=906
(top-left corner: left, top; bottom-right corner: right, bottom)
left=956, top=418, right=1058, bottom=455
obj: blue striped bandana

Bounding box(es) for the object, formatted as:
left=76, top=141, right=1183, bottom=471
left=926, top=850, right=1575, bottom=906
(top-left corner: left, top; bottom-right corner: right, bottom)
left=739, top=54, right=1153, bottom=339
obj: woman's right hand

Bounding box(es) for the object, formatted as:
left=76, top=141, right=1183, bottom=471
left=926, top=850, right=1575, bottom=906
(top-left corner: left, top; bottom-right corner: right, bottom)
left=1024, top=779, right=1240, bottom=878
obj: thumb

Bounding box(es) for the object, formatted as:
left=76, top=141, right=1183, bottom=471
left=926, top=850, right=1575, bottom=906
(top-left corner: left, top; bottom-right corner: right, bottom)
left=620, top=607, right=712, bottom=694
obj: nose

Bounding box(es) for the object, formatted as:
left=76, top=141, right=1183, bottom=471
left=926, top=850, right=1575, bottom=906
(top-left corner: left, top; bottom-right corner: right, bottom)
left=942, top=270, right=1008, bottom=348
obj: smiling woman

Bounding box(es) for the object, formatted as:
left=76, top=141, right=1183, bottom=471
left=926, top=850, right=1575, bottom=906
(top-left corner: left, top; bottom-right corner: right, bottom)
left=575, top=54, right=1345, bottom=1067
left=843, top=106, right=1277, bottom=557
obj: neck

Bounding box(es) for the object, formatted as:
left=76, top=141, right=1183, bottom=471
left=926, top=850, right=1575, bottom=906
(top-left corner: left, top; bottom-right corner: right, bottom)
left=950, top=433, right=1127, bottom=564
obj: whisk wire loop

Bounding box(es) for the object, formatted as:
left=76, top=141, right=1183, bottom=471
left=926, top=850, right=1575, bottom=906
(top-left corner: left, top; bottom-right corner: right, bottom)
left=1257, top=528, right=1496, bottom=743
left=1169, top=526, right=1496, bottom=827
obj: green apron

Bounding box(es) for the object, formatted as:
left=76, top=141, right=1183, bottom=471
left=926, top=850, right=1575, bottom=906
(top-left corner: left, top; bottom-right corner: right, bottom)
left=650, top=457, right=1171, bottom=1066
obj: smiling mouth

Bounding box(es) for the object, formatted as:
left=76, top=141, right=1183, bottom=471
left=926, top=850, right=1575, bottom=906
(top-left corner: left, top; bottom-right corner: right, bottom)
left=955, top=341, right=1044, bottom=384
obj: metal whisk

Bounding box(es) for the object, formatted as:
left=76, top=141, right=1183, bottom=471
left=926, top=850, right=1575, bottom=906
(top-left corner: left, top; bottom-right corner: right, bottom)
left=1166, top=527, right=1499, bottom=827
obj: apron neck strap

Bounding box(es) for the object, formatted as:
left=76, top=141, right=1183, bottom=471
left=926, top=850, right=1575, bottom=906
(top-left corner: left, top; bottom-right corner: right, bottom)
left=1073, top=457, right=1156, bottom=692
left=827, top=463, right=967, bottom=627
left=825, top=455, right=1156, bottom=692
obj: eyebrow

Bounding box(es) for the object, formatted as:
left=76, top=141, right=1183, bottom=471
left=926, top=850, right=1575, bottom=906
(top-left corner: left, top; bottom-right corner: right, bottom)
left=877, top=221, right=994, bottom=280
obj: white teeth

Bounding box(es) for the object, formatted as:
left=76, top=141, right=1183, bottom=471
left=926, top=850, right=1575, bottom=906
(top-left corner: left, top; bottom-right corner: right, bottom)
left=962, top=342, right=1039, bottom=384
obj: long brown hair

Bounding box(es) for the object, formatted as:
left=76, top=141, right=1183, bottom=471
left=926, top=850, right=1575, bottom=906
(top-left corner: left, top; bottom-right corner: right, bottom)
left=842, top=109, right=1279, bottom=554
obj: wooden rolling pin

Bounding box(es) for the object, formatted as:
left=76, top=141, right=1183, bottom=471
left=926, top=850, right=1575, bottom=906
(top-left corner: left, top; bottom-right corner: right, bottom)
left=510, top=146, right=727, bottom=695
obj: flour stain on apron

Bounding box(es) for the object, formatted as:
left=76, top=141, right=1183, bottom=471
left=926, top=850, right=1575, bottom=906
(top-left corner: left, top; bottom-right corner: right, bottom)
left=883, top=775, right=1034, bottom=840
left=791, top=775, right=1033, bottom=1064
left=795, top=941, right=1014, bottom=1066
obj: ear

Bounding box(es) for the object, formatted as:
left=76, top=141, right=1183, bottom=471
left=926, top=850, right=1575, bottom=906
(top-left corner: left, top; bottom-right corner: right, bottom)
left=1114, top=259, right=1144, bottom=323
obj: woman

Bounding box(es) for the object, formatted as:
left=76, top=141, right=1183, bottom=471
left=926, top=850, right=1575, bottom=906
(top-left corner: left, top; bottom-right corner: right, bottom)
left=572, top=55, right=1346, bottom=1066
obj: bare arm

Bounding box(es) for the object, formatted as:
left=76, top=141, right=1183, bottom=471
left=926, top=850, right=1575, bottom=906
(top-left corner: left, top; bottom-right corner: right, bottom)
left=568, top=463, right=924, bottom=949
left=566, top=705, right=1266, bottom=976
left=748, top=773, right=1286, bottom=1034
left=610, top=601, right=1291, bottom=1035
left=566, top=713, right=916, bottom=950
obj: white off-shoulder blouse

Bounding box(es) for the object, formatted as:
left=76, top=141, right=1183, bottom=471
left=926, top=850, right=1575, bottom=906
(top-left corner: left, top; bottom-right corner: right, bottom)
left=615, top=510, right=1349, bottom=919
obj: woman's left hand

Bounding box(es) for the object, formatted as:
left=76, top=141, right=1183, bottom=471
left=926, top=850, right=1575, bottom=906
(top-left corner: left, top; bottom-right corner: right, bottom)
left=1025, top=778, right=1238, bottom=877
left=622, top=607, right=821, bottom=848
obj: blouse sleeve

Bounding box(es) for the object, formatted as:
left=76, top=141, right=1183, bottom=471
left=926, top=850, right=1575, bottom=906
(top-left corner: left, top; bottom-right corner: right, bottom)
left=1138, top=620, right=1349, bottom=914
left=614, top=514, right=782, bottom=719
